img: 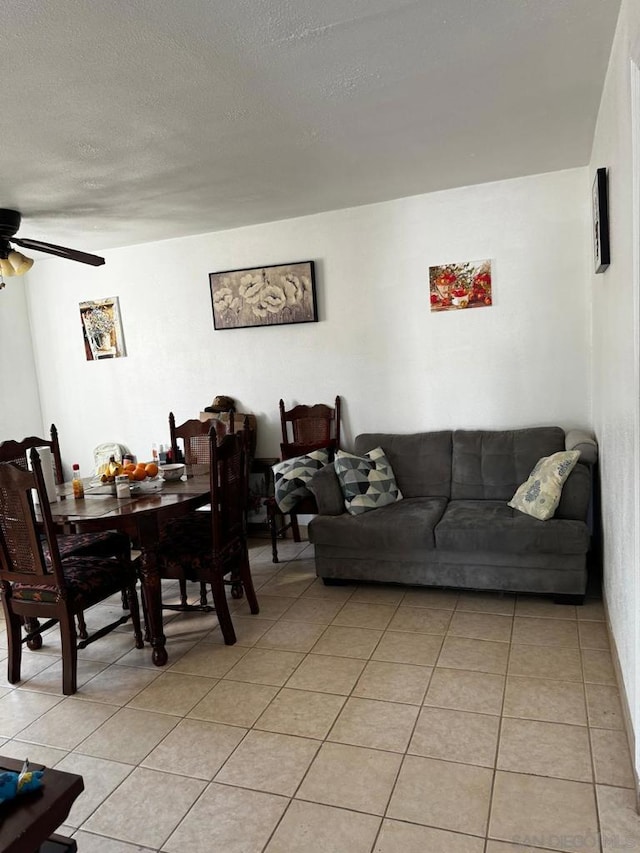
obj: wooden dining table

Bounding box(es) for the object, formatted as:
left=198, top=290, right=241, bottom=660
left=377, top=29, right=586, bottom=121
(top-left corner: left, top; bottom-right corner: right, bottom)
left=46, top=466, right=211, bottom=666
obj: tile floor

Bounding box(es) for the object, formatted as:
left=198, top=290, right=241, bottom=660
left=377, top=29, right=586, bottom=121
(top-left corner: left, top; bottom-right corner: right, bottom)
left=1, top=539, right=639, bottom=852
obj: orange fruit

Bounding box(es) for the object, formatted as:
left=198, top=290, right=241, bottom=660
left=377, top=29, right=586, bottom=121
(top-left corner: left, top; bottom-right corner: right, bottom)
left=126, top=470, right=136, bottom=481
left=145, top=462, right=159, bottom=478
left=123, top=462, right=136, bottom=472
left=132, top=467, right=146, bottom=481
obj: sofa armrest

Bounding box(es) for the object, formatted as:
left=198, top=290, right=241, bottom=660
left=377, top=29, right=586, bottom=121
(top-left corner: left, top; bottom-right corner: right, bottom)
left=308, top=465, right=345, bottom=515
left=565, top=429, right=598, bottom=465
left=556, top=463, right=591, bottom=520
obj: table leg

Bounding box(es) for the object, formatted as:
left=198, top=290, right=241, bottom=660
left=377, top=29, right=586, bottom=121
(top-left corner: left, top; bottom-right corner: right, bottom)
left=139, top=549, right=167, bottom=666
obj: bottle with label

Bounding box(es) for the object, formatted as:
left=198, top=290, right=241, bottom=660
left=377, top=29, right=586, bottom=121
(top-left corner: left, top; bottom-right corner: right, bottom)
left=71, top=464, right=85, bottom=499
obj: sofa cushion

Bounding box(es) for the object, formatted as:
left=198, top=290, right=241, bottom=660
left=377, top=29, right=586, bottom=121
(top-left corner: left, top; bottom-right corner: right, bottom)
left=335, top=447, right=403, bottom=515
left=451, top=427, right=566, bottom=500
left=354, top=432, right=452, bottom=498
left=508, top=450, right=580, bottom=521
left=309, top=497, right=448, bottom=550
left=272, top=448, right=330, bottom=513
left=434, top=500, right=590, bottom=555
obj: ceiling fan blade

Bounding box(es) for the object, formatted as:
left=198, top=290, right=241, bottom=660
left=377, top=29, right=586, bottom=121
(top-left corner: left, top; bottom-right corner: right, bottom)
left=12, top=237, right=105, bottom=267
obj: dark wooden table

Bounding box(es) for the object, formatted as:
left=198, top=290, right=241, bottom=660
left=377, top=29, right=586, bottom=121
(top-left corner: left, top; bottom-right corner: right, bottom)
left=0, top=757, right=83, bottom=853
left=46, top=467, right=211, bottom=666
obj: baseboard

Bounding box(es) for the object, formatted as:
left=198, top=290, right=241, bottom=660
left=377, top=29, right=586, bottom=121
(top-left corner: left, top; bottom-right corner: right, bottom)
left=602, top=594, right=640, bottom=811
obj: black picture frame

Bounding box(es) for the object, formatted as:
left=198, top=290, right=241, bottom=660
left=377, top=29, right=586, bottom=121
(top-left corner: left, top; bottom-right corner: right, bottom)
left=593, top=167, right=610, bottom=273
left=209, top=260, right=318, bottom=330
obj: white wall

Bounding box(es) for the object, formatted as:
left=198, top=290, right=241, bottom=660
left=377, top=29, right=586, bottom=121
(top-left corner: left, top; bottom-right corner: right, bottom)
left=23, top=167, right=591, bottom=480
left=589, top=0, right=640, bottom=780
left=0, top=277, right=42, bottom=439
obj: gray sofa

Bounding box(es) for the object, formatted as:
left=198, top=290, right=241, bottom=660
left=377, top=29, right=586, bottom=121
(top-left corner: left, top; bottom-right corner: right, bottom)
left=308, top=427, right=598, bottom=603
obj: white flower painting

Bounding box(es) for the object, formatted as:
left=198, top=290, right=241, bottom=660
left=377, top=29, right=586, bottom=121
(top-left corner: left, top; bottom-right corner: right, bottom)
left=79, top=297, right=126, bottom=360
left=210, top=261, right=318, bottom=330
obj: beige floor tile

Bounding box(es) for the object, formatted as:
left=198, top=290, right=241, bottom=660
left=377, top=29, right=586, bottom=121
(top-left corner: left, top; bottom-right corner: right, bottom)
left=161, top=609, right=219, bottom=641
left=127, top=671, right=216, bottom=716
left=351, top=585, right=406, bottom=606
left=84, top=766, right=206, bottom=849
left=512, top=617, right=579, bottom=648
left=438, top=636, right=509, bottom=674
left=166, top=781, right=288, bottom=853
left=503, top=673, right=588, bottom=726
left=388, top=606, right=451, bottom=635
left=70, top=831, right=156, bottom=852
left=486, top=843, right=565, bottom=852
left=582, top=648, right=616, bottom=684
left=311, top=625, right=383, bottom=659
left=597, top=785, right=640, bottom=853
left=142, top=717, right=246, bottom=778
left=22, top=659, right=110, bottom=695
left=75, top=630, right=147, bottom=664
left=374, top=818, right=485, bottom=853
left=0, top=651, right=60, bottom=687
left=258, top=568, right=316, bottom=598
left=0, top=689, right=63, bottom=737
left=401, top=588, right=459, bottom=609
left=255, top=688, right=345, bottom=739
left=216, top=729, right=319, bottom=795
left=353, top=660, right=432, bottom=704
left=372, top=630, right=442, bottom=666
left=285, top=653, right=365, bottom=694
left=203, top=615, right=276, bottom=646
left=577, top=599, right=605, bottom=621
left=264, top=799, right=381, bottom=853
left=331, top=601, right=396, bottom=630
left=297, top=741, right=401, bottom=814
left=188, top=679, right=278, bottom=726
left=18, top=697, right=118, bottom=750
left=578, top=620, right=610, bottom=650
left=590, top=728, right=635, bottom=787
left=409, top=706, right=500, bottom=767
left=117, top=637, right=198, bottom=670
left=456, top=592, right=516, bottom=616
left=74, top=665, right=159, bottom=706
left=498, top=717, right=592, bottom=782
left=167, top=641, right=249, bottom=678
left=224, top=648, right=305, bottom=686
left=508, top=645, right=583, bottom=682
left=54, top=753, right=133, bottom=826
left=388, top=755, right=492, bottom=836
left=256, top=620, right=326, bottom=652
left=424, top=668, right=505, bottom=715
left=279, top=597, right=346, bottom=624
left=76, top=707, right=179, bottom=764
left=1, top=738, right=68, bottom=767
left=329, top=697, right=419, bottom=752
left=231, top=593, right=295, bottom=619
left=489, top=771, right=598, bottom=852
left=516, top=596, right=577, bottom=620
left=585, top=682, right=624, bottom=729
left=449, top=611, right=512, bottom=642
left=301, top=578, right=357, bottom=600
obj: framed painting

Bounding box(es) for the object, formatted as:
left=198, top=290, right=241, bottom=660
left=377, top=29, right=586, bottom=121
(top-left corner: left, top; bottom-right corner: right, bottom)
left=429, top=259, right=492, bottom=312
left=79, top=297, right=126, bottom=360
left=209, top=261, right=318, bottom=330
left=593, top=167, right=610, bottom=273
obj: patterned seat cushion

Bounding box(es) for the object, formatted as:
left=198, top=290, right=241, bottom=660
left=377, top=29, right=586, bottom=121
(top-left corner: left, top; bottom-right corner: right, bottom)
left=45, top=531, right=129, bottom=564
left=154, top=514, right=214, bottom=580
left=11, top=556, right=135, bottom=608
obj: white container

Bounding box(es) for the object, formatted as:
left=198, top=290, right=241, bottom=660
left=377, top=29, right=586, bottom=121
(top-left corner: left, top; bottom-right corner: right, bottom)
left=160, top=463, right=185, bottom=481
left=115, top=474, right=130, bottom=499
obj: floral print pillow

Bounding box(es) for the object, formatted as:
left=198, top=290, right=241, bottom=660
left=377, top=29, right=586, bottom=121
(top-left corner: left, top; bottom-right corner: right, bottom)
left=508, top=450, right=580, bottom=521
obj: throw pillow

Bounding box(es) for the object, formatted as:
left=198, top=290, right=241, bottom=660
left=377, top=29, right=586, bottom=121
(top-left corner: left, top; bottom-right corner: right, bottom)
left=508, top=450, right=580, bottom=521
left=272, top=448, right=330, bottom=513
left=334, top=446, right=403, bottom=515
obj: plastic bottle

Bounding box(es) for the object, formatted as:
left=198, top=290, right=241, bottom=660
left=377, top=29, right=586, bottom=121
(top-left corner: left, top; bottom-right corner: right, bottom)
left=152, top=443, right=159, bottom=464
left=72, top=464, right=85, bottom=499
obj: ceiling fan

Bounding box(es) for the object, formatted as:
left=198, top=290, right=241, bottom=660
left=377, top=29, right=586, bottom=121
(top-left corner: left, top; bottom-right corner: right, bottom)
left=0, top=209, right=105, bottom=284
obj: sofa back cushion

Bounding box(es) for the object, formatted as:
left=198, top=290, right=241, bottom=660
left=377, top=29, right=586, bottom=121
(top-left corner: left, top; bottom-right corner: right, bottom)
left=451, top=427, right=566, bottom=501
left=354, top=432, right=452, bottom=498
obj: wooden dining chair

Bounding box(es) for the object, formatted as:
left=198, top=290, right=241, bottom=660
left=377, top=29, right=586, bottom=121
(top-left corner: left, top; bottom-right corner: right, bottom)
left=0, top=431, right=132, bottom=648
left=0, top=449, right=143, bottom=695
left=169, top=412, right=233, bottom=465
left=268, top=396, right=341, bottom=562
left=153, top=423, right=259, bottom=643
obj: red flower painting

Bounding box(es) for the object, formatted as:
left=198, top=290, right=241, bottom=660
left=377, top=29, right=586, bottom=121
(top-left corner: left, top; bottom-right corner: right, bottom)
left=429, top=260, right=492, bottom=312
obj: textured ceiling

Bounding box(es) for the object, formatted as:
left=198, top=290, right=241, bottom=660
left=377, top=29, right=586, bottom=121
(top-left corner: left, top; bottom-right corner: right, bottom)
left=0, top=0, right=621, bottom=253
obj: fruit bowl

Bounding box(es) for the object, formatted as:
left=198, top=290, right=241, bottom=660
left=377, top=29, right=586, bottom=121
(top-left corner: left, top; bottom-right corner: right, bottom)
left=131, top=477, right=164, bottom=493
left=160, top=463, right=185, bottom=481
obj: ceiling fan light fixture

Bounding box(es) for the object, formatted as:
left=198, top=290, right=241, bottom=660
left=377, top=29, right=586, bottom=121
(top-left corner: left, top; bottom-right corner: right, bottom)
left=7, top=250, right=34, bottom=275
left=0, top=258, right=16, bottom=277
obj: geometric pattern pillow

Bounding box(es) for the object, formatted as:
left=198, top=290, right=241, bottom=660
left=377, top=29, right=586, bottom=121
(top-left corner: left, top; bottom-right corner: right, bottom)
left=508, top=450, right=580, bottom=521
left=272, top=448, right=330, bottom=513
left=334, top=446, right=403, bottom=516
